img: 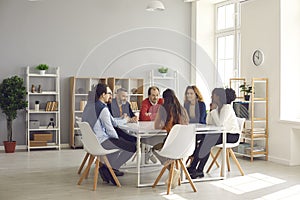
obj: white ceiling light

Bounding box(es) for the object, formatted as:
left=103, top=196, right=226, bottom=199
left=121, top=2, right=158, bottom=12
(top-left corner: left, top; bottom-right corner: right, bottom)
left=183, top=0, right=200, bottom=2
left=146, top=1, right=165, bottom=11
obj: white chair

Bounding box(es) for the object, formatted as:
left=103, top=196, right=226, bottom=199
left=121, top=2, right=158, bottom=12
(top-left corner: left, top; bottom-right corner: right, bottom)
left=206, top=117, right=246, bottom=176
left=77, top=122, right=121, bottom=190
left=152, top=124, right=197, bottom=195
left=76, top=117, right=93, bottom=176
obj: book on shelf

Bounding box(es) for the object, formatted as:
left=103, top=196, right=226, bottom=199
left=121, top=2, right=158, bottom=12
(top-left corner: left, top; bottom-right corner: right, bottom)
left=243, top=128, right=265, bottom=134
left=45, top=101, right=58, bottom=111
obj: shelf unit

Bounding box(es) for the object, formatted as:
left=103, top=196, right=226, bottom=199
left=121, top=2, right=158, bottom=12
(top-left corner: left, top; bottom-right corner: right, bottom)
left=69, top=77, right=107, bottom=148
left=231, top=77, right=268, bottom=161
left=149, top=69, right=178, bottom=95
left=229, top=77, right=246, bottom=100
left=26, top=66, right=60, bottom=151
left=107, top=77, right=144, bottom=112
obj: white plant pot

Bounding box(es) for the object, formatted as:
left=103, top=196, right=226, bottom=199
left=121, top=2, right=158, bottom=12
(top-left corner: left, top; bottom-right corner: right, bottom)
left=39, top=70, right=46, bottom=75
left=160, top=73, right=167, bottom=78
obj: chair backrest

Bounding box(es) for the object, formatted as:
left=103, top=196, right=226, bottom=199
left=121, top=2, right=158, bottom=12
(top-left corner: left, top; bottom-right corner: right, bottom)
left=237, top=117, right=246, bottom=134
left=158, top=124, right=196, bottom=160
left=231, top=117, right=245, bottom=146
left=77, top=122, right=119, bottom=156
left=215, top=117, right=245, bottom=149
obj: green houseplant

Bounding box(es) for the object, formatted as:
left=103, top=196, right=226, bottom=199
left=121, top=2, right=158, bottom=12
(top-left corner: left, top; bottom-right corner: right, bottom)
left=239, top=84, right=252, bottom=101
left=36, top=64, right=49, bottom=75
left=158, top=67, right=168, bottom=77
left=0, top=76, right=28, bottom=153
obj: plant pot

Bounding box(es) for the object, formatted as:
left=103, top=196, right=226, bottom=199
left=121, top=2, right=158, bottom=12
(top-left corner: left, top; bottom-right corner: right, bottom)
left=39, top=70, right=46, bottom=75
left=160, top=73, right=167, bottom=78
left=244, top=95, right=250, bottom=101
left=3, top=141, right=16, bottom=153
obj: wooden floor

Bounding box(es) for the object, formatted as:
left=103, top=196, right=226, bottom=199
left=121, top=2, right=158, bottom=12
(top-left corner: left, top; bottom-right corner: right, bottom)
left=0, top=149, right=300, bottom=200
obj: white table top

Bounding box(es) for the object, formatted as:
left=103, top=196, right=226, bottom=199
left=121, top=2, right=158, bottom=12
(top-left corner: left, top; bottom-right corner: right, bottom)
left=118, top=121, right=223, bottom=135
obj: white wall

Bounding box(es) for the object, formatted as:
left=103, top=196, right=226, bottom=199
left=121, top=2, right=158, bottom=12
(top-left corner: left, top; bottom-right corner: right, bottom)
left=241, top=0, right=300, bottom=165
left=0, top=0, right=191, bottom=145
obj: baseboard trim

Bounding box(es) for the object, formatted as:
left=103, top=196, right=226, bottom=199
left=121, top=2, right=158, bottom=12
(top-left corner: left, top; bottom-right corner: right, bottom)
left=269, top=155, right=292, bottom=166
left=0, top=143, right=70, bottom=151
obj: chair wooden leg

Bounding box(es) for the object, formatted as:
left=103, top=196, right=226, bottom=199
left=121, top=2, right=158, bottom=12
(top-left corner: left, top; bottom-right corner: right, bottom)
left=85, top=155, right=95, bottom=179
left=228, top=149, right=244, bottom=176
left=167, top=161, right=175, bottom=195
left=175, top=160, right=181, bottom=186
left=206, top=148, right=222, bottom=173
left=226, top=149, right=231, bottom=172
left=152, top=164, right=169, bottom=188
left=185, top=156, right=194, bottom=167
left=77, top=154, right=94, bottom=185
left=210, top=151, right=220, bottom=168
left=93, top=158, right=100, bottom=191
left=179, top=159, right=197, bottom=192
left=102, top=155, right=121, bottom=187
left=78, top=152, right=90, bottom=174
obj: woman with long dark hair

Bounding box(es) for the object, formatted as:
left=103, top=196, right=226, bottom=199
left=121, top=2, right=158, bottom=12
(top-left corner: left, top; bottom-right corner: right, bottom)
left=154, top=88, right=189, bottom=133
left=153, top=88, right=189, bottom=189
left=187, top=88, right=239, bottom=179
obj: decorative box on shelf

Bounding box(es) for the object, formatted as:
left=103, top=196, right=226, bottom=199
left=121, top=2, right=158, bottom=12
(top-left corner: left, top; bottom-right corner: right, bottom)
left=29, top=120, right=40, bottom=129
left=30, top=141, right=47, bottom=147
left=33, top=133, right=53, bottom=142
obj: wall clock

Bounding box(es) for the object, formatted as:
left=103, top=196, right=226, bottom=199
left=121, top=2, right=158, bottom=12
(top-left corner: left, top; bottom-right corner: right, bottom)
left=252, top=49, right=264, bottom=66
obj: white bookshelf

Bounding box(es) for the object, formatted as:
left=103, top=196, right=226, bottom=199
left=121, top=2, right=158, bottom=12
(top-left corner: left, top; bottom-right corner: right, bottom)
left=26, top=66, right=61, bottom=151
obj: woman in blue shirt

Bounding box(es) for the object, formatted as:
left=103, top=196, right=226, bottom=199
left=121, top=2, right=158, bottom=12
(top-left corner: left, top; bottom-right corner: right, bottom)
left=184, top=85, right=207, bottom=124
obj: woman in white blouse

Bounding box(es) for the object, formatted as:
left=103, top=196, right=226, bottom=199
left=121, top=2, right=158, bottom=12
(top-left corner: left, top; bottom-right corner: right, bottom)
left=187, top=88, right=239, bottom=179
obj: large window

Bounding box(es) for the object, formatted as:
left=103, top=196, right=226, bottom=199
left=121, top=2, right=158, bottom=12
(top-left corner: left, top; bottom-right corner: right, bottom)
left=215, top=2, right=240, bottom=87
left=280, top=0, right=300, bottom=121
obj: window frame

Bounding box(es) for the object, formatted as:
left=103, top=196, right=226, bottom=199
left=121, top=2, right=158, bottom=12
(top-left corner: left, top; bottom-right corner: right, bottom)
left=215, top=1, right=241, bottom=87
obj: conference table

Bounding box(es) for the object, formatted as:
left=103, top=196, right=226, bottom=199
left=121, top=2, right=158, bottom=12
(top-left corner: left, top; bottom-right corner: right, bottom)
left=118, top=121, right=226, bottom=187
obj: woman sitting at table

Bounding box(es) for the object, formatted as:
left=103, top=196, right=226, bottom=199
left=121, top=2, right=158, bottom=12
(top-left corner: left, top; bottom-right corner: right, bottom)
left=184, top=85, right=207, bottom=164
left=184, top=85, right=207, bottom=124
left=153, top=88, right=189, bottom=188
left=154, top=88, right=189, bottom=135
left=187, top=87, right=239, bottom=179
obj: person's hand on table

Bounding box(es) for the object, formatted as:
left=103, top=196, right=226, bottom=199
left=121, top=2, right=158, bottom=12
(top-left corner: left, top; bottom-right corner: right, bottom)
left=129, top=116, right=138, bottom=123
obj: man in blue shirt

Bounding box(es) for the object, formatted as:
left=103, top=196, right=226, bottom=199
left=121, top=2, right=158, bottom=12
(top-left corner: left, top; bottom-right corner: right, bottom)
left=82, top=83, right=136, bottom=184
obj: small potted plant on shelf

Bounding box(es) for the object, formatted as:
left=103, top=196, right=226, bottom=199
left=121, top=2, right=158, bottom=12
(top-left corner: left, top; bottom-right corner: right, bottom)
left=158, top=67, right=168, bottom=77
left=35, top=64, right=49, bottom=75
left=239, top=84, right=252, bottom=101
left=0, top=76, right=28, bottom=153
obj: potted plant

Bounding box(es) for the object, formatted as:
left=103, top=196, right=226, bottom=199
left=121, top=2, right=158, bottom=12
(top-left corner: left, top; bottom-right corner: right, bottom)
left=239, top=84, right=252, bottom=101
left=35, top=64, right=49, bottom=75
left=0, top=76, right=28, bottom=153
left=158, top=67, right=168, bottom=77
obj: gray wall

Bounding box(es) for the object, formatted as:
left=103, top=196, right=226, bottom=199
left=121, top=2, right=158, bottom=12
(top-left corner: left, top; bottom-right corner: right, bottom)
left=0, top=0, right=191, bottom=145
